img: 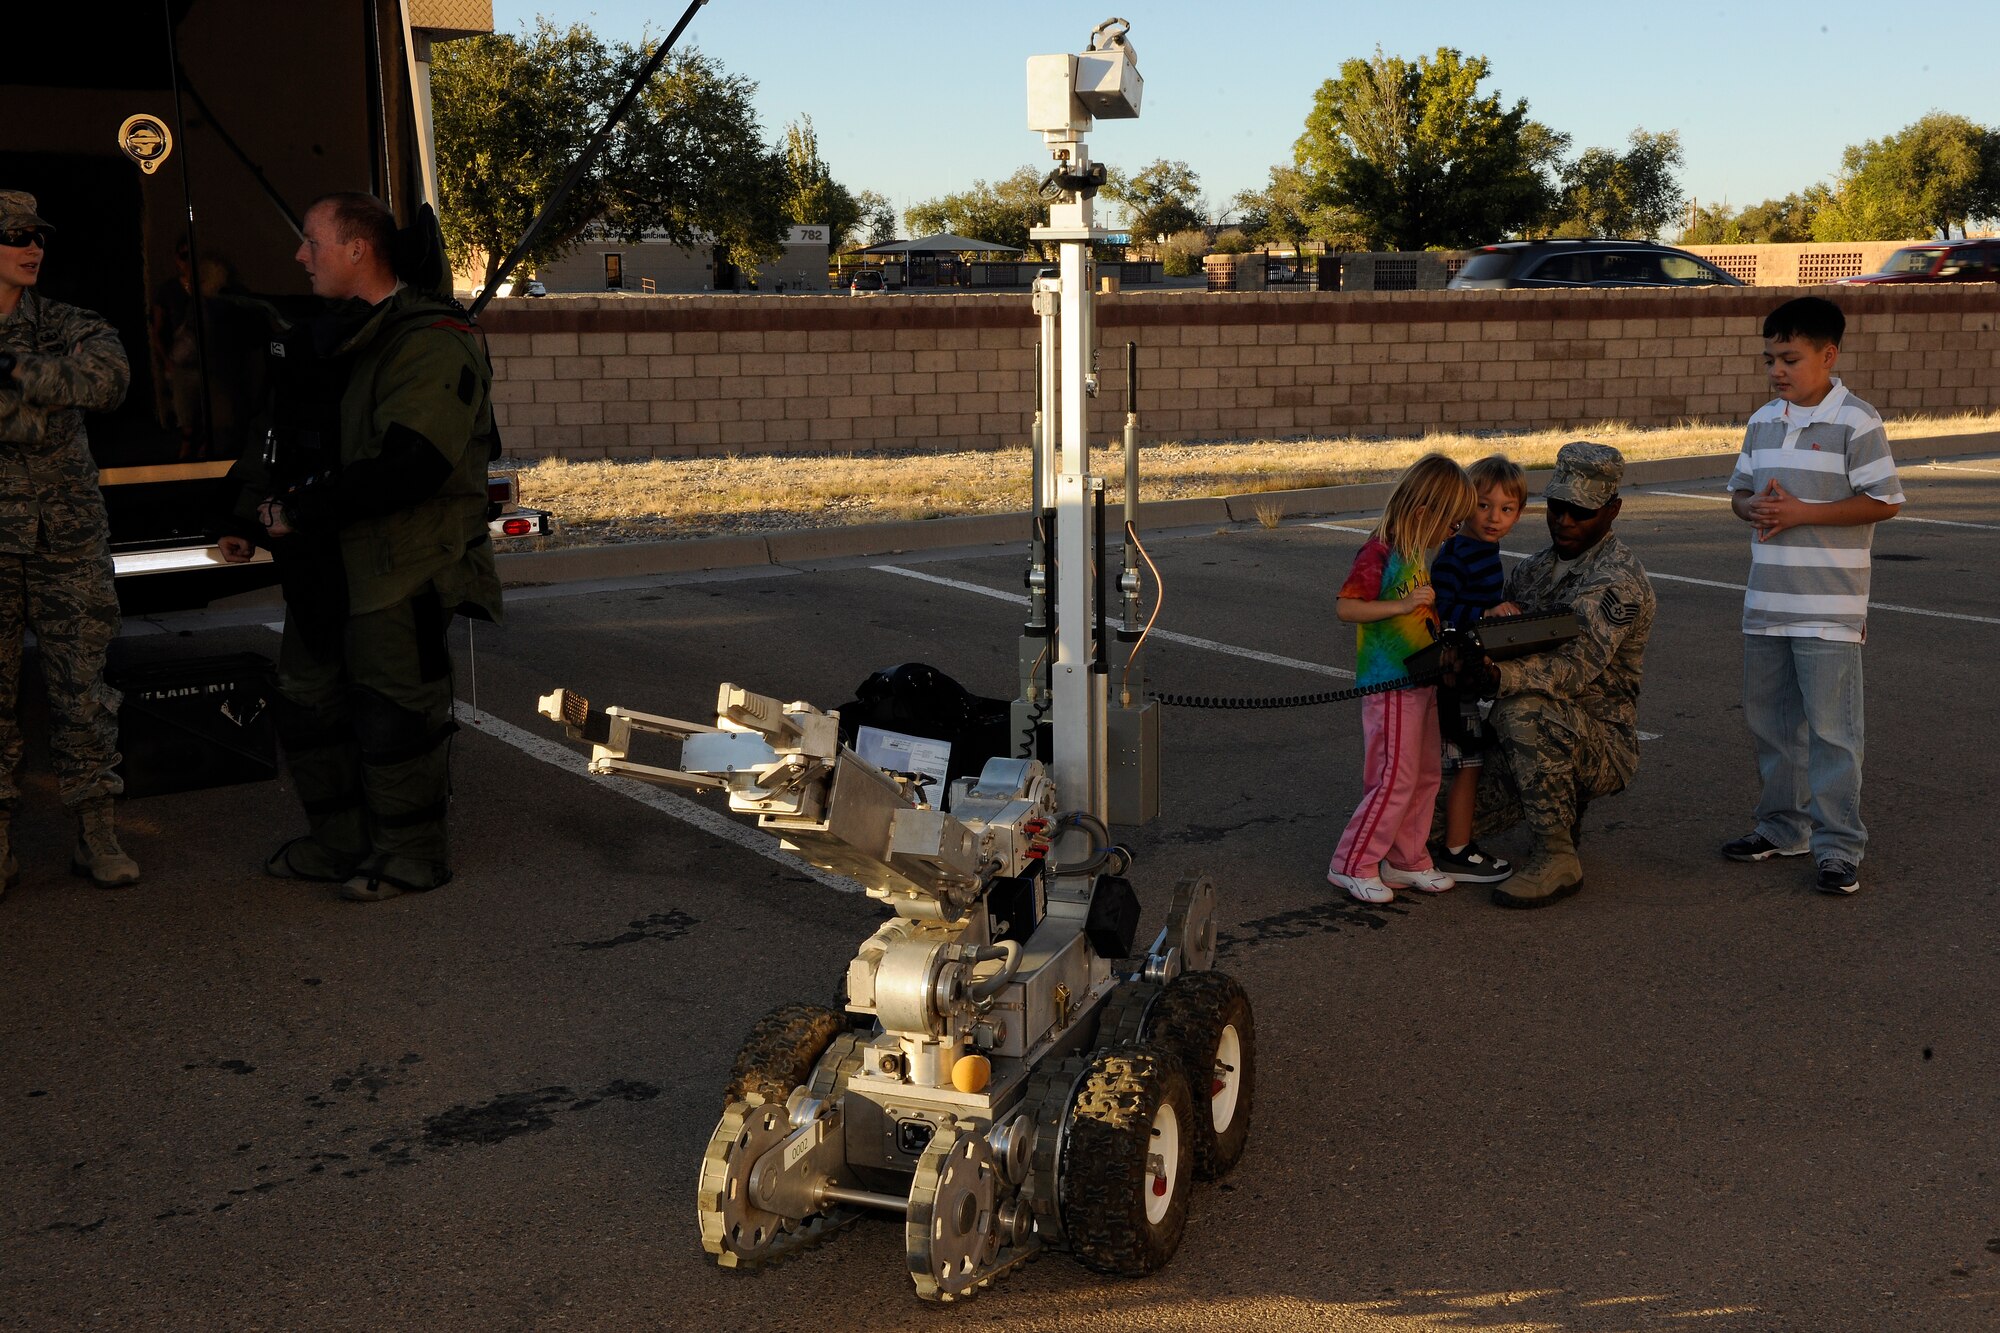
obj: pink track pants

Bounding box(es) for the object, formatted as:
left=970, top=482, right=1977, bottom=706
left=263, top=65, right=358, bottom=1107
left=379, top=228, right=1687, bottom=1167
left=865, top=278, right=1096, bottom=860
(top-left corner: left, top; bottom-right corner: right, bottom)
left=1330, top=687, right=1441, bottom=878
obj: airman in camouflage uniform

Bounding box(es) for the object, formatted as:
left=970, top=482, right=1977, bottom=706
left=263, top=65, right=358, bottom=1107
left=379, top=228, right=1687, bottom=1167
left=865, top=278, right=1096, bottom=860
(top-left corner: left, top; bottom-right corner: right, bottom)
left=221, top=192, right=499, bottom=902
left=1459, top=442, right=1654, bottom=908
left=0, top=191, right=140, bottom=895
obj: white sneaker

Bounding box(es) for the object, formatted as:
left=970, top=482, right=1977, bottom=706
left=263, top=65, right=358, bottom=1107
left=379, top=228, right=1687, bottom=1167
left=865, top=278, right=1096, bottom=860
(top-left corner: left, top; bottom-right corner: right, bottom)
left=1381, top=863, right=1455, bottom=893
left=1328, top=870, right=1395, bottom=904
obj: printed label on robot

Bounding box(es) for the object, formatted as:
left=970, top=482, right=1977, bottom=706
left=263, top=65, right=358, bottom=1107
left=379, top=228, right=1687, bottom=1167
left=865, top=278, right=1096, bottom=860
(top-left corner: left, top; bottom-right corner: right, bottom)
left=855, top=727, right=953, bottom=807
left=782, top=1122, right=821, bottom=1171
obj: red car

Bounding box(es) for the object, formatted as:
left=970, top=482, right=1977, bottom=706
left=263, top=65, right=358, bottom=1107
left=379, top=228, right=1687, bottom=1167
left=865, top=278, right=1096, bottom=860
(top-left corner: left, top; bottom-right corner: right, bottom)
left=1837, top=239, right=2000, bottom=284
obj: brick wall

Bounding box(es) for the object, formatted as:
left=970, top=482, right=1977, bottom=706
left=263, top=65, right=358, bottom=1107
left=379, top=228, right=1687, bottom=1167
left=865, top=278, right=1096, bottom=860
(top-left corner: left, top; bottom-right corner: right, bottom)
left=1679, top=242, right=1910, bottom=286
left=479, top=285, right=2000, bottom=460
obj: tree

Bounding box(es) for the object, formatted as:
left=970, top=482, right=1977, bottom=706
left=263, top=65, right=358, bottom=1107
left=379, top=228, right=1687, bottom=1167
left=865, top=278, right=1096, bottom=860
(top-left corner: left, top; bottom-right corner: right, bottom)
left=904, top=167, right=1052, bottom=254
left=1157, top=230, right=1209, bottom=277
left=1294, top=47, right=1566, bottom=251
left=1680, top=187, right=1831, bottom=245
left=1547, top=129, right=1684, bottom=239
left=431, top=20, right=789, bottom=291
left=1233, top=165, right=1310, bottom=254
left=852, top=189, right=898, bottom=247
left=1234, top=163, right=1368, bottom=254
left=778, top=115, right=862, bottom=252
left=1813, top=113, right=2000, bottom=240
left=1739, top=187, right=1829, bottom=243
left=1678, top=201, right=1745, bottom=246
left=1102, top=158, right=1204, bottom=242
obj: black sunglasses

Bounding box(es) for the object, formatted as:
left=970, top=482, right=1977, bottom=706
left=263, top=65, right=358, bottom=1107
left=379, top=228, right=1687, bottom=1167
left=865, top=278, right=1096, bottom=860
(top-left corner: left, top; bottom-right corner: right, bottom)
left=0, top=228, right=50, bottom=249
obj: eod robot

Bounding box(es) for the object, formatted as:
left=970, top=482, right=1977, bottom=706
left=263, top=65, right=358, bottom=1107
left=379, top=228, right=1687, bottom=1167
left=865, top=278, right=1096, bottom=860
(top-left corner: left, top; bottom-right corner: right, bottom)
left=540, top=18, right=1254, bottom=1300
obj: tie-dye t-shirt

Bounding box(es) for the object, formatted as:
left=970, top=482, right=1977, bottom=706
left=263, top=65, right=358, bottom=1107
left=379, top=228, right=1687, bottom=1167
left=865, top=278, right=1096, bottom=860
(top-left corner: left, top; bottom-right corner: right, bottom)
left=1339, top=536, right=1440, bottom=686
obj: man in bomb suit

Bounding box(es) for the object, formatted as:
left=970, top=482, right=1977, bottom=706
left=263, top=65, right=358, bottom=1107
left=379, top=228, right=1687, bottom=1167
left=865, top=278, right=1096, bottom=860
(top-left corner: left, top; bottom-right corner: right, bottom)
left=221, top=192, right=500, bottom=901
left=0, top=190, right=141, bottom=895
left=1451, top=442, right=1655, bottom=909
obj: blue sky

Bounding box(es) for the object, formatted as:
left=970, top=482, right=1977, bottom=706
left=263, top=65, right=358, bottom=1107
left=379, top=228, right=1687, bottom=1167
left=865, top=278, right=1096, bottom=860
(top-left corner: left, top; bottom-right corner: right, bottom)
left=491, top=1, right=1999, bottom=232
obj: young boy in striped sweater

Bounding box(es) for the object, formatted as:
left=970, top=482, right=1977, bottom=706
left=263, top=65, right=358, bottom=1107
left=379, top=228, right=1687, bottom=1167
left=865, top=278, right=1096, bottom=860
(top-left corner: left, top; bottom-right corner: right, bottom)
left=1722, top=296, right=1903, bottom=895
left=1428, top=455, right=1526, bottom=883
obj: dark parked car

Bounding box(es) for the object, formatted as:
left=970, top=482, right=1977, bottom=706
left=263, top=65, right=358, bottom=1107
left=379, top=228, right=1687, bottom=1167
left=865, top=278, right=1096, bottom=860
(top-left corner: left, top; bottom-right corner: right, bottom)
left=1449, top=240, right=1741, bottom=289
left=1836, top=239, right=2000, bottom=285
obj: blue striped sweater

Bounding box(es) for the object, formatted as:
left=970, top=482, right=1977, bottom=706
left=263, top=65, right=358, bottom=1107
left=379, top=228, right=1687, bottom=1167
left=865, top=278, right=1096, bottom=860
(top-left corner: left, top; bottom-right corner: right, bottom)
left=1431, top=534, right=1505, bottom=629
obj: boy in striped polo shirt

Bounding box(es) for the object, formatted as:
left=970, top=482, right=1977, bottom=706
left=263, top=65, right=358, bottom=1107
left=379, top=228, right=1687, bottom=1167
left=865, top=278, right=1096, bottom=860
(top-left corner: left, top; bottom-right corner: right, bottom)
left=1721, top=297, right=1903, bottom=895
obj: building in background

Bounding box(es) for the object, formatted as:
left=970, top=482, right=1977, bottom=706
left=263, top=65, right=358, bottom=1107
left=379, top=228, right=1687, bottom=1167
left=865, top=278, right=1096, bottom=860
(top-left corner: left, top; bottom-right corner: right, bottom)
left=524, top=226, right=832, bottom=295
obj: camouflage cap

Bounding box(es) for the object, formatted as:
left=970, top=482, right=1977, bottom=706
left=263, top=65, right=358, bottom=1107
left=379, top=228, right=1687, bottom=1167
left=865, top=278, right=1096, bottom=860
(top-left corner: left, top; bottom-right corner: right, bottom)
left=0, top=191, right=53, bottom=232
left=1544, top=441, right=1625, bottom=510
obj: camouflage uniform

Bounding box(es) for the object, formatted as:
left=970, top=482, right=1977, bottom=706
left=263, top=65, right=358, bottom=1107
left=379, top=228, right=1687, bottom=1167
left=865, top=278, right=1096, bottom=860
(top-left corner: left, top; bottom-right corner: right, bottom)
left=0, top=286, right=128, bottom=809
left=231, top=286, right=500, bottom=893
left=1468, top=534, right=1656, bottom=845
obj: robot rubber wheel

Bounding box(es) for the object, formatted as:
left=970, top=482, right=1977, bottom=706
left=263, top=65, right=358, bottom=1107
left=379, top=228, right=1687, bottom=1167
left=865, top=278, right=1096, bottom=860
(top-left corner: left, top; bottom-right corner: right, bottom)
left=1141, top=969, right=1254, bottom=1179
left=724, top=1001, right=848, bottom=1104
left=1057, top=1044, right=1194, bottom=1276
left=699, top=1002, right=854, bottom=1270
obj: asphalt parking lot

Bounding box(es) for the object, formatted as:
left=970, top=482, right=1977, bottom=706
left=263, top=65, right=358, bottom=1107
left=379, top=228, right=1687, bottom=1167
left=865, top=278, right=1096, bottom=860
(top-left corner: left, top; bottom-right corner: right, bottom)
left=3, top=459, right=1998, bottom=1332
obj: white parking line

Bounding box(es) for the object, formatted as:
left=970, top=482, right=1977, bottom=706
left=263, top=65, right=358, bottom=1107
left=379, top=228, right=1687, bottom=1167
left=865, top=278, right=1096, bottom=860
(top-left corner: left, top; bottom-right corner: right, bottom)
left=1488, top=553, right=2000, bottom=626
left=1316, top=520, right=2000, bottom=625
left=874, top=564, right=1354, bottom=679
left=1648, top=489, right=2000, bottom=532
left=1915, top=461, right=2000, bottom=477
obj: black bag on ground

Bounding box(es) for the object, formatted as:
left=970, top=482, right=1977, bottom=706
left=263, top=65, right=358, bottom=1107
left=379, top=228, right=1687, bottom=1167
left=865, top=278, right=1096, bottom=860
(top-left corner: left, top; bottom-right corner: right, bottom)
left=831, top=663, right=1011, bottom=803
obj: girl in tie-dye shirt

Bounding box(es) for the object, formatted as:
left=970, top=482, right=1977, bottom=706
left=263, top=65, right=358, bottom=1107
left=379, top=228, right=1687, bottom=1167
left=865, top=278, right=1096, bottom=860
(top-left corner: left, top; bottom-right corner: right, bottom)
left=1327, top=453, right=1475, bottom=905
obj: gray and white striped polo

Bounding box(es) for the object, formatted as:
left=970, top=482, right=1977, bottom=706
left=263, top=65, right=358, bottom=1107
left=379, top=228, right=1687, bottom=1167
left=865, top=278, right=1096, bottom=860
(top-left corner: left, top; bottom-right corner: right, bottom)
left=1726, top=380, right=1904, bottom=642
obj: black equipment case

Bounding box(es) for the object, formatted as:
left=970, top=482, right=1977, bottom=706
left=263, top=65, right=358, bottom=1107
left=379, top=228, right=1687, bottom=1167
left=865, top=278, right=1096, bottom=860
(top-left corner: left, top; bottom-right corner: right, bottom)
left=110, top=652, right=278, bottom=798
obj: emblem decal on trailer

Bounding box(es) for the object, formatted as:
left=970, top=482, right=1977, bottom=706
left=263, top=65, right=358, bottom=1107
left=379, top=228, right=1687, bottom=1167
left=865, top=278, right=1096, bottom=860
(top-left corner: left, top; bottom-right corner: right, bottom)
left=118, top=115, right=174, bottom=174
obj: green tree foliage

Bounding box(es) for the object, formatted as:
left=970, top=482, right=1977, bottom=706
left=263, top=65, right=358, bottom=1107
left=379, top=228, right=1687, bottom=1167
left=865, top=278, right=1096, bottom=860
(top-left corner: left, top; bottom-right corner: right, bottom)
left=1157, top=230, right=1209, bottom=277
left=1294, top=47, right=1566, bottom=251
left=852, top=190, right=898, bottom=248
left=1813, top=113, right=2000, bottom=240
left=1548, top=130, right=1685, bottom=239
left=1233, top=164, right=1368, bottom=253
left=1680, top=188, right=1829, bottom=245
left=779, top=116, right=862, bottom=251
left=904, top=167, right=1052, bottom=255
left=431, top=20, right=789, bottom=290
left=1102, top=158, right=1205, bottom=242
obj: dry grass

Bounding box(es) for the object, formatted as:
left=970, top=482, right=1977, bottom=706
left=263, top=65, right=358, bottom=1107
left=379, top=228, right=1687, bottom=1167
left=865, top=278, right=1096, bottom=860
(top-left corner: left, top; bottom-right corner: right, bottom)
left=510, top=411, right=2000, bottom=544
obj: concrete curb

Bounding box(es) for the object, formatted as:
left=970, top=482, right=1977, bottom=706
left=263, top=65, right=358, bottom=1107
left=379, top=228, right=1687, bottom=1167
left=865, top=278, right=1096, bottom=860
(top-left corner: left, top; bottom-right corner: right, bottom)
left=496, top=533, right=771, bottom=583
left=495, top=430, right=2000, bottom=588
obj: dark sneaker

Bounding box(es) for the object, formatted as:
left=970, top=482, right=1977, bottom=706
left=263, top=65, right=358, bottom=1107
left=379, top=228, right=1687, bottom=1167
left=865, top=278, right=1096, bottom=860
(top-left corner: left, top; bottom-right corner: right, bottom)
left=1816, top=860, right=1859, bottom=896
left=1432, top=841, right=1513, bottom=883
left=1721, top=832, right=1809, bottom=863
left=341, top=869, right=451, bottom=902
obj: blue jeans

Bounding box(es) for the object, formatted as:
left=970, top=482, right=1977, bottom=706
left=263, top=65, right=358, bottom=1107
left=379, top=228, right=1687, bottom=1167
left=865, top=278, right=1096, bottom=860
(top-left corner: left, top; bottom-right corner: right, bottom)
left=1742, top=634, right=1865, bottom=865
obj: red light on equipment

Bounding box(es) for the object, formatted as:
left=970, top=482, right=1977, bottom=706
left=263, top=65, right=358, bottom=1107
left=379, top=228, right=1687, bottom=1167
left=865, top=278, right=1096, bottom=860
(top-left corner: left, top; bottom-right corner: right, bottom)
left=502, top=517, right=534, bottom=536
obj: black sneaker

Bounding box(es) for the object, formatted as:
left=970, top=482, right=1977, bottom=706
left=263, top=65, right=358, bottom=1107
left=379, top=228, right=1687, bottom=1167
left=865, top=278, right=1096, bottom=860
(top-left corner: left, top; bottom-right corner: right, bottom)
left=1721, top=832, right=1809, bottom=863
left=1432, top=841, right=1513, bottom=883
left=1816, top=860, right=1859, bottom=895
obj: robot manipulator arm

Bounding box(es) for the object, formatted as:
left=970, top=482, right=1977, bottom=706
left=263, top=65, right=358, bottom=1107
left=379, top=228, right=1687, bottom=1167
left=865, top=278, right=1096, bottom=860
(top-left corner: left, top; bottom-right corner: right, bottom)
left=538, top=682, right=987, bottom=910
left=536, top=682, right=841, bottom=819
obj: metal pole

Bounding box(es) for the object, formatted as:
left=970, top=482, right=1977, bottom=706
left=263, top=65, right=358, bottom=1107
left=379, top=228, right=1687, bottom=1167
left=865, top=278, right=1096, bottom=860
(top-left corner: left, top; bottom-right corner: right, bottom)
left=1120, top=340, right=1143, bottom=640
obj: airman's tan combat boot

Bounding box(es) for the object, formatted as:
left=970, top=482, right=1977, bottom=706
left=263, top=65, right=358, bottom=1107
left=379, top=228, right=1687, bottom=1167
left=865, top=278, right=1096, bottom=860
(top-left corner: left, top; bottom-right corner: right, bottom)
left=1490, top=830, right=1582, bottom=909
left=72, top=801, right=140, bottom=889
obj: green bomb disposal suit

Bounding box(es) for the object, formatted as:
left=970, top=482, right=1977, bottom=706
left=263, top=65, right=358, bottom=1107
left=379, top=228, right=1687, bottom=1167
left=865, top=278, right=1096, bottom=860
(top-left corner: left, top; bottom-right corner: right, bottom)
left=238, top=287, right=501, bottom=891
